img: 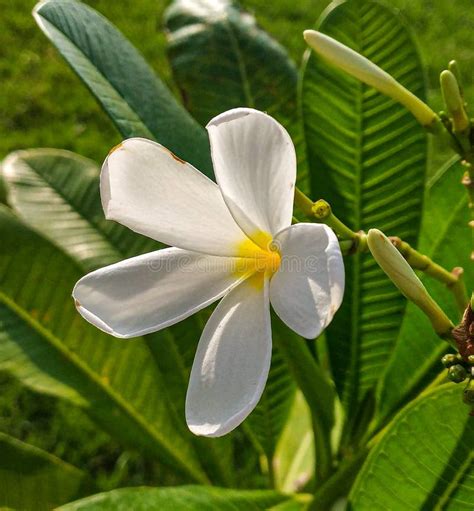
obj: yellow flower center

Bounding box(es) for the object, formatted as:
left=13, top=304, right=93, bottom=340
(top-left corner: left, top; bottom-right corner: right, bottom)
left=234, top=230, right=281, bottom=289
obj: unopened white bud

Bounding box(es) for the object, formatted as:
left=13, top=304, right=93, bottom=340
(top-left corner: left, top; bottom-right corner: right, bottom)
left=440, top=70, right=469, bottom=133
left=303, top=30, right=437, bottom=128
left=367, top=229, right=452, bottom=336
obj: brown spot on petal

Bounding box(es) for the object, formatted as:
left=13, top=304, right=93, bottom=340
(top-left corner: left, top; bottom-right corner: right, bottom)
left=74, top=299, right=82, bottom=308
left=165, top=147, right=186, bottom=164
left=108, top=142, right=124, bottom=156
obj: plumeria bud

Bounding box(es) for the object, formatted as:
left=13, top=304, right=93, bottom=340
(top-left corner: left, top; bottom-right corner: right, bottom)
left=303, top=30, right=438, bottom=128
left=441, top=353, right=459, bottom=368
left=463, top=379, right=474, bottom=405
left=440, top=70, right=469, bottom=133
left=448, top=364, right=467, bottom=383
left=367, top=229, right=453, bottom=337
left=448, top=60, right=463, bottom=95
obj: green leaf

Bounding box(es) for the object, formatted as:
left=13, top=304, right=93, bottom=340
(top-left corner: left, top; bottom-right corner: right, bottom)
left=376, top=157, right=472, bottom=425
left=349, top=384, right=474, bottom=510
left=274, top=390, right=314, bottom=492
left=2, top=149, right=161, bottom=272
left=301, top=0, right=428, bottom=424
left=33, top=0, right=212, bottom=176
left=57, top=486, right=292, bottom=511
left=1, top=149, right=234, bottom=485
left=164, top=0, right=309, bottom=191
left=0, top=207, right=207, bottom=483
left=0, top=432, right=90, bottom=511
left=246, top=344, right=296, bottom=463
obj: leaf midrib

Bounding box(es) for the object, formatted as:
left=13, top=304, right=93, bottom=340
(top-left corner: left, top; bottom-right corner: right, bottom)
left=433, top=451, right=473, bottom=509
left=222, top=15, right=255, bottom=108
left=10, top=152, right=123, bottom=268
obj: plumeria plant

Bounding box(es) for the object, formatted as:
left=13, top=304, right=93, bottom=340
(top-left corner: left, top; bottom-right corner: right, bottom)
left=0, top=0, right=473, bottom=510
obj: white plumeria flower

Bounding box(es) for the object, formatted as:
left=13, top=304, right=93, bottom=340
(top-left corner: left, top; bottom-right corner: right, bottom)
left=73, top=108, right=345, bottom=437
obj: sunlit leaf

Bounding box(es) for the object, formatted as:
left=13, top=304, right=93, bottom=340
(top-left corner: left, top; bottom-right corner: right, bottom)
left=376, top=157, right=473, bottom=425
left=301, top=0, right=427, bottom=432
left=57, top=486, right=292, bottom=510
left=350, top=385, right=474, bottom=510
left=274, top=391, right=314, bottom=492
left=0, top=206, right=207, bottom=483
left=1, top=149, right=234, bottom=485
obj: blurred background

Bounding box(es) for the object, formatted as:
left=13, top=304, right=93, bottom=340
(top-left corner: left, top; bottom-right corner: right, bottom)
left=1, top=0, right=473, bottom=490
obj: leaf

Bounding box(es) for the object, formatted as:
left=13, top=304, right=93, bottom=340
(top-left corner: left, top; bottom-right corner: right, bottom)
left=349, top=384, right=474, bottom=510
left=33, top=0, right=213, bottom=176
left=164, top=0, right=309, bottom=191
left=301, top=0, right=428, bottom=424
left=1, top=149, right=234, bottom=485
left=0, top=207, right=206, bottom=483
left=0, top=432, right=90, bottom=511
left=246, top=344, right=296, bottom=462
left=376, top=157, right=473, bottom=425
left=2, top=149, right=161, bottom=272
left=57, top=486, right=292, bottom=511
left=274, top=390, right=314, bottom=493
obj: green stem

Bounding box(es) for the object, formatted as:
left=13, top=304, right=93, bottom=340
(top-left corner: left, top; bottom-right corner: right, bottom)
left=312, top=199, right=362, bottom=244
left=274, top=321, right=335, bottom=485
left=390, top=236, right=468, bottom=315
left=294, top=187, right=316, bottom=217
left=461, top=159, right=474, bottom=260
left=294, top=188, right=367, bottom=250
left=307, top=448, right=369, bottom=511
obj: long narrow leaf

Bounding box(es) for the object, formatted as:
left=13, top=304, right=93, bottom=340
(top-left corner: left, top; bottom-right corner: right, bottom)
left=33, top=0, right=212, bottom=176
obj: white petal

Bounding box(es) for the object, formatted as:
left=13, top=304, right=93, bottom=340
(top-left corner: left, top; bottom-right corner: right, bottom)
left=270, top=223, right=344, bottom=339
left=186, top=274, right=271, bottom=437
left=101, top=138, right=256, bottom=257
left=73, top=248, right=248, bottom=338
left=206, top=108, right=296, bottom=244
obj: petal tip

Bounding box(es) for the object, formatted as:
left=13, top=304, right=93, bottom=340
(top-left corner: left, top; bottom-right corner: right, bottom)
left=186, top=420, right=227, bottom=438
left=206, top=107, right=257, bottom=130
left=303, top=29, right=318, bottom=43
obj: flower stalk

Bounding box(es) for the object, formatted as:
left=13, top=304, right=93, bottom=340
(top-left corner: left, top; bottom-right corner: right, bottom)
left=294, top=188, right=366, bottom=253
left=389, top=236, right=468, bottom=314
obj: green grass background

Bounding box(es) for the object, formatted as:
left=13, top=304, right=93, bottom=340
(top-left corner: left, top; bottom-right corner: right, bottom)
left=1, top=0, right=473, bottom=490
left=2, top=0, right=474, bottom=164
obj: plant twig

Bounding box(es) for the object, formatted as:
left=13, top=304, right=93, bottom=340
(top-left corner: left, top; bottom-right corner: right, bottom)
left=390, top=236, right=468, bottom=315
left=294, top=188, right=468, bottom=316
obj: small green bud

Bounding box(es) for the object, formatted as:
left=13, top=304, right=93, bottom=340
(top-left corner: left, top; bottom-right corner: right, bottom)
left=440, top=70, right=469, bottom=134
left=367, top=229, right=453, bottom=337
left=448, top=364, right=467, bottom=383
left=303, top=30, right=438, bottom=128
left=441, top=353, right=459, bottom=367
left=463, top=379, right=474, bottom=405
left=468, top=355, right=474, bottom=365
